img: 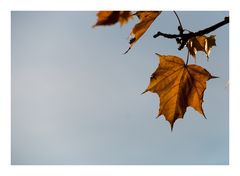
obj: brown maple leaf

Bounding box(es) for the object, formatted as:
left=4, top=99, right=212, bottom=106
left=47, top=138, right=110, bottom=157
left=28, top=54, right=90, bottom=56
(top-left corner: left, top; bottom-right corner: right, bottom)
left=143, top=54, right=216, bottom=129
left=93, top=11, right=132, bottom=27
left=186, top=35, right=216, bottom=61
left=125, top=11, right=161, bottom=53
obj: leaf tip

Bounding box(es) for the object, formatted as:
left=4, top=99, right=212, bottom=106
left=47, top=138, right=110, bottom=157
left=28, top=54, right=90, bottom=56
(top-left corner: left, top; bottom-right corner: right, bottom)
left=92, top=24, right=97, bottom=28
left=202, top=112, right=207, bottom=119
left=211, top=75, right=219, bottom=79
left=141, top=89, right=148, bottom=95
left=170, top=122, right=174, bottom=131
left=156, top=112, right=161, bottom=119
left=155, top=53, right=161, bottom=57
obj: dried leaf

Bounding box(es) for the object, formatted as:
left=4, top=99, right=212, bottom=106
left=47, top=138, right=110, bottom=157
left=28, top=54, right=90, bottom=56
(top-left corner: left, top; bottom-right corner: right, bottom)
left=118, top=11, right=133, bottom=26
left=93, top=11, right=132, bottom=27
left=125, top=11, right=161, bottom=53
left=186, top=35, right=216, bottom=60
left=143, top=54, right=216, bottom=129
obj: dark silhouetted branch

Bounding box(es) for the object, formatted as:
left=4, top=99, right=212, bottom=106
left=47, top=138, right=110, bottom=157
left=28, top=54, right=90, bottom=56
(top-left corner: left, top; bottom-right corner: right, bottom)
left=153, top=16, right=229, bottom=50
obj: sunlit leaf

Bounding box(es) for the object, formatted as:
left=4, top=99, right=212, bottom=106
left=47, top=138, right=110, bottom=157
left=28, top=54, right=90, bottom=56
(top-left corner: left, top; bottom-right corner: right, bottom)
left=125, top=11, right=161, bottom=53
left=186, top=35, right=216, bottom=60
left=93, top=11, right=132, bottom=27
left=143, top=54, right=216, bottom=129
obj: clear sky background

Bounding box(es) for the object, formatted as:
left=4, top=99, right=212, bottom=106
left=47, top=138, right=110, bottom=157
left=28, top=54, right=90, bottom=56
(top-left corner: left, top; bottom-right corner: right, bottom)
left=11, top=11, right=229, bottom=165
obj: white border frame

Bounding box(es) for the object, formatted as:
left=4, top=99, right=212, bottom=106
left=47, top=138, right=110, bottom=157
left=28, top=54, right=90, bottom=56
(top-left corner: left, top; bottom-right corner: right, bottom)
left=1, top=0, right=239, bottom=176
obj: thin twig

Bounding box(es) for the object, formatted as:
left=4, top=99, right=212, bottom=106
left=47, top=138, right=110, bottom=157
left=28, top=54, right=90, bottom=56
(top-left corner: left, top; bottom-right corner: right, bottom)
left=173, top=11, right=183, bottom=33
left=185, top=50, right=190, bottom=65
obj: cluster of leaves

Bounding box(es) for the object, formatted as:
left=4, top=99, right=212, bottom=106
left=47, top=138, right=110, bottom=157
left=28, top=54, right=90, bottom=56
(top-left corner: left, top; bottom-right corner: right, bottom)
left=94, top=11, right=228, bottom=130
left=94, top=11, right=161, bottom=53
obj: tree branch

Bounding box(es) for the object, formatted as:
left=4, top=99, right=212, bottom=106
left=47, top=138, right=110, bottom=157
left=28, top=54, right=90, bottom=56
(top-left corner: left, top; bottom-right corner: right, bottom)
left=153, top=16, right=229, bottom=50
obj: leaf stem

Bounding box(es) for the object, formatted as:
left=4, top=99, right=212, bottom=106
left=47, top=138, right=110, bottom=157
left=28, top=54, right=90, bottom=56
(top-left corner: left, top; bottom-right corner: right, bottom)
left=173, top=11, right=183, bottom=33
left=185, top=50, right=190, bottom=65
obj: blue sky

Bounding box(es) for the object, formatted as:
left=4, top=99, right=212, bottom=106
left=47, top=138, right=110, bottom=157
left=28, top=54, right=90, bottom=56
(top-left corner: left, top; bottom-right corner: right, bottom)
left=11, top=11, right=229, bottom=164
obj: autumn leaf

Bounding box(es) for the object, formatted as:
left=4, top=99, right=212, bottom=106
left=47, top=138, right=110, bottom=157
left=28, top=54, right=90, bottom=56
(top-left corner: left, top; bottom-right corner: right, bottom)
left=186, top=35, right=216, bottom=60
left=93, top=11, right=132, bottom=27
left=143, top=54, right=216, bottom=129
left=118, top=11, right=133, bottom=25
left=125, top=11, right=161, bottom=53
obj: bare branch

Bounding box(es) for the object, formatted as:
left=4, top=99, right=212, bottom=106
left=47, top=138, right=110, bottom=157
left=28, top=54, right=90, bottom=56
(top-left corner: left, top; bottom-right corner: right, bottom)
left=153, top=16, right=229, bottom=50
